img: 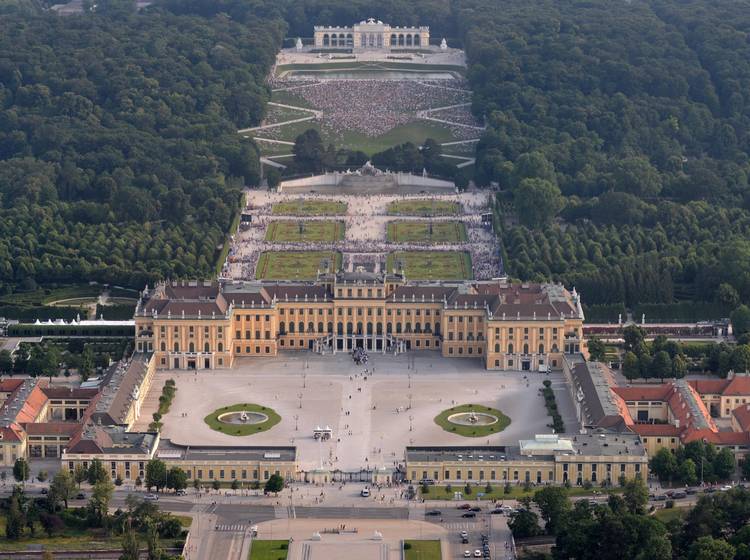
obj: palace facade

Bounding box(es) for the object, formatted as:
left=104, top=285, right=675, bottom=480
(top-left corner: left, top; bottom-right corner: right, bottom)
left=133, top=273, right=585, bottom=372
left=313, top=18, right=429, bottom=50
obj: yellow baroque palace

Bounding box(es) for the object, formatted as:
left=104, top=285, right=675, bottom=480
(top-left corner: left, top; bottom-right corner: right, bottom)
left=134, top=272, right=586, bottom=372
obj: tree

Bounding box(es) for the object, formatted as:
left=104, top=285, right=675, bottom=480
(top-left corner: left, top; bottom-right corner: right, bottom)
left=508, top=508, right=542, bottom=538
left=688, top=536, right=735, bottom=560
left=650, top=448, right=677, bottom=483
left=80, top=345, right=94, bottom=381
left=651, top=350, right=673, bottom=380
left=145, top=459, right=167, bottom=492
left=87, top=458, right=108, bottom=485
left=40, top=512, right=64, bottom=537
left=623, top=351, right=640, bottom=381
left=121, top=520, right=141, bottom=560
left=533, top=486, right=570, bottom=535
left=713, top=448, right=735, bottom=480
left=5, top=492, right=24, bottom=539
left=266, top=168, right=281, bottom=189
left=88, top=478, right=114, bottom=526
left=49, top=470, right=75, bottom=510
left=730, top=345, right=750, bottom=373
left=587, top=337, right=606, bottom=362
left=264, top=473, right=284, bottom=494
left=146, top=520, right=163, bottom=560
left=717, top=284, right=740, bottom=307
left=13, top=458, right=30, bottom=484
left=513, top=178, right=564, bottom=226
left=679, top=458, right=699, bottom=487
left=36, top=470, right=48, bottom=483
left=293, top=129, right=326, bottom=173
left=73, top=464, right=87, bottom=488
left=212, top=480, right=220, bottom=491
left=623, top=325, right=646, bottom=352
left=193, top=478, right=201, bottom=491
left=231, top=479, right=240, bottom=491
left=672, top=354, right=688, bottom=378
left=732, top=306, right=750, bottom=338
left=166, top=467, right=188, bottom=492
left=0, top=349, right=13, bottom=375
left=623, top=478, right=649, bottom=515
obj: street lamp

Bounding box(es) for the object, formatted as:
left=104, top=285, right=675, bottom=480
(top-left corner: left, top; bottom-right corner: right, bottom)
left=297, top=392, right=303, bottom=409
left=409, top=415, right=414, bottom=432
left=294, top=414, right=299, bottom=431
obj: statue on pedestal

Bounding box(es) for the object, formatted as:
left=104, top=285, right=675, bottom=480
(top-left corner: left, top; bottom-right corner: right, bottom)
left=440, top=37, right=447, bottom=50
left=295, top=37, right=303, bottom=51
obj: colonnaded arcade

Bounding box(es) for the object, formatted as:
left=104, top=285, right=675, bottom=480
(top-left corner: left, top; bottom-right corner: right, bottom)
left=313, top=18, right=430, bottom=50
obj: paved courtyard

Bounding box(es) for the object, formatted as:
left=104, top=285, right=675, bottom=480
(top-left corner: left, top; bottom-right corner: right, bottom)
left=142, top=353, right=578, bottom=472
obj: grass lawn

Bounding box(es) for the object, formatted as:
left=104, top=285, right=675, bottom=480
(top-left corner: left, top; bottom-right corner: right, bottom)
left=387, top=251, right=472, bottom=281
left=387, top=221, right=467, bottom=243
left=0, top=285, right=101, bottom=306
left=249, top=540, right=289, bottom=560
left=405, top=540, right=442, bottom=560
left=334, top=120, right=458, bottom=155
left=265, top=220, right=345, bottom=243
left=270, top=89, right=315, bottom=109
left=174, top=515, right=193, bottom=528
left=421, top=484, right=624, bottom=501
left=256, top=251, right=342, bottom=280
left=387, top=200, right=461, bottom=216
left=434, top=404, right=510, bottom=438
left=204, top=403, right=281, bottom=436
left=272, top=200, right=347, bottom=216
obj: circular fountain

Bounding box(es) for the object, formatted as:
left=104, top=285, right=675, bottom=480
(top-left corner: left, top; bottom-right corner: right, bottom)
left=216, top=410, right=269, bottom=425
left=446, top=411, right=499, bottom=426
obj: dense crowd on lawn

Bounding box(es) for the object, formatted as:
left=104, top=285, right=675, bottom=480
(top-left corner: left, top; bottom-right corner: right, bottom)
left=266, top=78, right=475, bottom=137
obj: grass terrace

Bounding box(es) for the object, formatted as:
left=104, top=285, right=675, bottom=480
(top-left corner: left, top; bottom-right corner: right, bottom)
left=265, top=220, right=345, bottom=243
left=433, top=404, right=510, bottom=437
left=404, top=540, right=442, bottom=560
left=272, top=200, right=347, bottom=216
left=256, top=251, right=342, bottom=280
left=387, top=200, right=461, bottom=217
left=204, top=403, right=281, bottom=437
left=387, top=251, right=472, bottom=281
left=248, top=540, right=289, bottom=560
left=387, top=221, right=467, bottom=243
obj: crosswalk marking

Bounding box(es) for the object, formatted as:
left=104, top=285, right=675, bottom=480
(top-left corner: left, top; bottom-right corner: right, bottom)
left=442, top=522, right=478, bottom=530
left=214, top=524, right=246, bottom=532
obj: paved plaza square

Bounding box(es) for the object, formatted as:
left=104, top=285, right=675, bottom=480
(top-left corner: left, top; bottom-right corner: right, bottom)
left=139, top=353, right=578, bottom=472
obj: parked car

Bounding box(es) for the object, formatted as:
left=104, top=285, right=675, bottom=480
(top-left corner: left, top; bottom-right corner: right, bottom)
left=686, top=488, right=698, bottom=495
left=75, top=492, right=85, bottom=500
left=474, top=550, right=483, bottom=558
left=720, top=485, right=733, bottom=492
left=672, top=491, right=687, bottom=499
left=461, top=537, right=470, bottom=544
left=425, top=509, right=442, bottom=516
left=461, top=512, right=477, bottom=518
left=490, top=508, right=504, bottom=515
left=460, top=530, right=468, bottom=539
left=653, top=494, right=668, bottom=501
left=144, top=493, right=159, bottom=501
left=40, top=488, right=48, bottom=495
left=470, top=506, right=482, bottom=512
left=464, top=551, right=472, bottom=558
left=457, top=503, right=472, bottom=510
left=176, top=489, right=187, bottom=496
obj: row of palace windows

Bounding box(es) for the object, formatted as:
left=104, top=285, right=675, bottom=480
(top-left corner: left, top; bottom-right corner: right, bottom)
left=491, top=327, right=560, bottom=339
left=193, top=468, right=279, bottom=481
left=424, top=469, right=554, bottom=482
left=162, top=342, right=224, bottom=352
left=279, top=322, right=442, bottom=336
left=236, top=330, right=272, bottom=340
left=447, top=332, right=484, bottom=341
left=158, top=325, right=224, bottom=338
left=278, top=307, right=440, bottom=318
left=491, top=343, right=560, bottom=354
left=447, top=346, right=481, bottom=355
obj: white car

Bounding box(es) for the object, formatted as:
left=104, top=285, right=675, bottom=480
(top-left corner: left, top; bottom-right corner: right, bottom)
left=720, top=485, right=733, bottom=492
left=144, top=493, right=159, bottom=501
left=474, top=550, right=483, bottom=558
left=463, top=551, right=471, bottom=558
left=459, top=530, right=468, bottom=539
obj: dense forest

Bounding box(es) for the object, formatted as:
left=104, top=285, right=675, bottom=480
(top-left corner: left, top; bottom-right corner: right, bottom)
left=0, top=0, right=284, bottom=289
left=458, top=0, right=750, bottom=307
left=2, top=0, right=750, bottom=311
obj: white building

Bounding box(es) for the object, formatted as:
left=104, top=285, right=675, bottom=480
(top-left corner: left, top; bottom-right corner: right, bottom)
left=313, top=18, right=429, bottom=50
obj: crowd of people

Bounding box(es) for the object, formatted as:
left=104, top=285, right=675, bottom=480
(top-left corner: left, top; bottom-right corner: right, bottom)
left=221, top=191, right=502, bottom=281
left=265, top=78, right=477, bottom=138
